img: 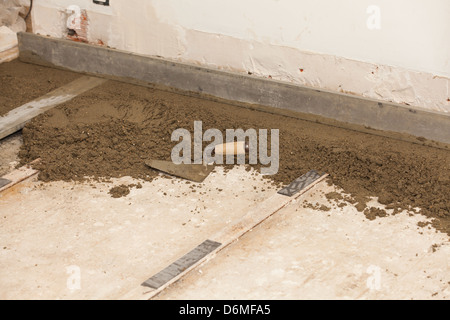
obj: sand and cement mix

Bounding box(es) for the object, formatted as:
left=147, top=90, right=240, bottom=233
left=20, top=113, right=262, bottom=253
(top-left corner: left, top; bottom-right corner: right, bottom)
left=0, top=60, right=80, bottom=116
left=1, top=61, right=449, bottom=235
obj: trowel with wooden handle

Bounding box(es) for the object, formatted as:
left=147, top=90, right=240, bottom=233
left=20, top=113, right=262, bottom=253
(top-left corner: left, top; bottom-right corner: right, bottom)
left=144, top=141, right=249, bottom=182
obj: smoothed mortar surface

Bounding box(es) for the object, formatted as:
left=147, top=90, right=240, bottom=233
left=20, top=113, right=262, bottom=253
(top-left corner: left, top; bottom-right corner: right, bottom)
left=0, top=60, right=80, bottom=117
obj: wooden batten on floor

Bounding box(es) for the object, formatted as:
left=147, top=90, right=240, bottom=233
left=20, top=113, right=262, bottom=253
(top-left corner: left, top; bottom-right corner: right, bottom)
left=0, top=76, right=106, bottom=140
left=122, top=173, right=328, bottom=300
left=0, top=159, right=40, bottom=193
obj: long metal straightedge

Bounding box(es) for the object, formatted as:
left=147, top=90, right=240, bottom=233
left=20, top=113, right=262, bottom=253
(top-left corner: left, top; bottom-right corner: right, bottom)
left=126, top=171, right=328, bottom=300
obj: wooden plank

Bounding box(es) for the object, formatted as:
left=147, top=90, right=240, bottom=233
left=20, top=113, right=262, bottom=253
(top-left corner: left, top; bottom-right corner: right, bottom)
left=0, top=159, right=40, bottom=193
left=0, top=76, right=106, bottom=140
left=130, top=173, right=328, bottom=300
left=212, top=173, right=328, bottom=246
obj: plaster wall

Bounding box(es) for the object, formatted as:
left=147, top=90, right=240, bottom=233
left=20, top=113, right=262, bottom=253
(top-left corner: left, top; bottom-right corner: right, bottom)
left=31, top=0, right=450, bottom=112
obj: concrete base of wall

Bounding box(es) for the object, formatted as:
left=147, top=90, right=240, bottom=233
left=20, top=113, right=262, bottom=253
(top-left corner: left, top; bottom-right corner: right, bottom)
left=17, top=32, right=450, bottom=147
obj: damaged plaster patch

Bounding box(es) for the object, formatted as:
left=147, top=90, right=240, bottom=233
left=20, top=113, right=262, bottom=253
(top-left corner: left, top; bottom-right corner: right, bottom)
left=370, top=67, right=417, bottom=105
left=181, top=30, right=450, bottom=112
left=364, top=65, right=450, bottom=111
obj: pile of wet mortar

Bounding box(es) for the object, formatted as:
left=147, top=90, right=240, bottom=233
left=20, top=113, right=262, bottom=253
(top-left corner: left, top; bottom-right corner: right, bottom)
left=14, top=79, right=450, bottom=235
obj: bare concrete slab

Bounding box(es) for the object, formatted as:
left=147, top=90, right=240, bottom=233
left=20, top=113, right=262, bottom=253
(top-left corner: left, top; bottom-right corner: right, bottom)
left=0, top=166, right=276, bottom=299
left=155, top=182, right=450, bottom=300
left=1, top=168, right=448, bottom=300
left=139, top=172, right=328, bottom=299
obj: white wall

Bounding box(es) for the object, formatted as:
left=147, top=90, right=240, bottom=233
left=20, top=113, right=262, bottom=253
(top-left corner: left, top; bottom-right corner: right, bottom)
left=32, top=0, right=450, bottom=112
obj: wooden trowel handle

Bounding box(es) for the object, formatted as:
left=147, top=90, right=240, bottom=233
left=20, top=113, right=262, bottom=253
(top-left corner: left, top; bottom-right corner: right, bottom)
left=214, top=141, right=249, bottom=155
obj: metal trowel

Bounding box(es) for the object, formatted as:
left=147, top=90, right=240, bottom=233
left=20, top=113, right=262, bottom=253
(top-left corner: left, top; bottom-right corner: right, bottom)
left=145, top=141, right=249, bottom=182
left=145, top=159, right=215, bottom=183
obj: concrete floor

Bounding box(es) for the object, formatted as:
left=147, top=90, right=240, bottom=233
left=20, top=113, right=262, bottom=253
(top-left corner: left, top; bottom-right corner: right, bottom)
left=0, top=163, right=277, bottom=299
left=0, top=59, right=448, bottom=299
left=0, top=152, right=448, bottom=299
left=156, top=182, right=450, bottom=300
